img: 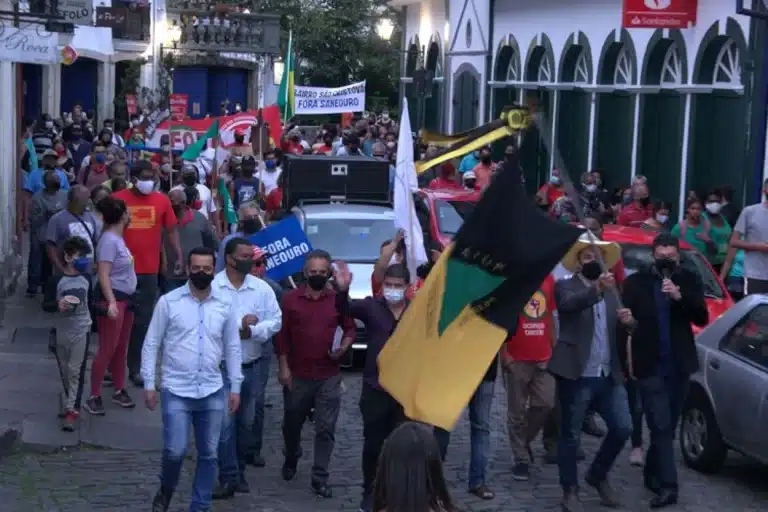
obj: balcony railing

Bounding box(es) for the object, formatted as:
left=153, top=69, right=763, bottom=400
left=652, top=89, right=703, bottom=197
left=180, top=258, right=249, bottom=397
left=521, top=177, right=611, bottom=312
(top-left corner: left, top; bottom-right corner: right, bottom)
left=166, top=0, right=280, bottom=55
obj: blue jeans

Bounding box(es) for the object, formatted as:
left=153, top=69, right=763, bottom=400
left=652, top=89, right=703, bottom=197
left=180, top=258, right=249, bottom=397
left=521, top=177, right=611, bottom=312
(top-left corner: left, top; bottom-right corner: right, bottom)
left=434, top=379, right=495, bottom=489
left=556, top=376, right=632, bottom=489
left=26, top=235, right=42, bottom=292
left=160, top=387, right=226, bottom=512
left=249, top=349, right=271, bottom=456
left=218, top=363, right=259, bottom=484
left=638, top=373, right=689, bottom=490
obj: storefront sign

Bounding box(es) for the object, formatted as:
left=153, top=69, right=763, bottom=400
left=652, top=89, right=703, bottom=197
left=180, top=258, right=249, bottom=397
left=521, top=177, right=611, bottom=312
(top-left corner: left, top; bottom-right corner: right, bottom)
left=95, top=7, right=127, bottom=29
left=126, top=94, right=137, bottom=115
left=169, top=94, right=189, bottom=120
left=0, top=21, right=58, bottom=65
left=58, top=0, right=94, bottom=26
left=294, top=81, right=366, bottom=115
left=622, top=0, right=698, bottom=29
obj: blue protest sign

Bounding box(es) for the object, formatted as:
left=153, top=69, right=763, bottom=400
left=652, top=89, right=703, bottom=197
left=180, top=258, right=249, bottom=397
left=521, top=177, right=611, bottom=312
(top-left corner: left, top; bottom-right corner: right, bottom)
left=247, top=216, right=313, bottom=281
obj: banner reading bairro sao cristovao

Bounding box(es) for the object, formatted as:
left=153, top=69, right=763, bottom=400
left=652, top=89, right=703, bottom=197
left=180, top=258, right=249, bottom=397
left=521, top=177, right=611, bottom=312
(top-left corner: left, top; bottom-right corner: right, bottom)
left=294, top=80, right=366, bottom=115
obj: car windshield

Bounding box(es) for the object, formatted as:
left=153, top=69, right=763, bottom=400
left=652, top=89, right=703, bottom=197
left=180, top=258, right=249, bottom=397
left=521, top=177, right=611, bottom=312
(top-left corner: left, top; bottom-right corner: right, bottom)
left=620, top=244, right=724, bottom=299
left=436, top=200, right=476, bottom=235
left=304, top=217, right=396, bottom=262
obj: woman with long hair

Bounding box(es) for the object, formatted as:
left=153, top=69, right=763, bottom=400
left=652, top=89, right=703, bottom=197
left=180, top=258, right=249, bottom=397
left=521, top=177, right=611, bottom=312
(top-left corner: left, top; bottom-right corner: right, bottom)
left=372, top=422, right=455, bottom=512
left=84, top=196, right=137, bottom=416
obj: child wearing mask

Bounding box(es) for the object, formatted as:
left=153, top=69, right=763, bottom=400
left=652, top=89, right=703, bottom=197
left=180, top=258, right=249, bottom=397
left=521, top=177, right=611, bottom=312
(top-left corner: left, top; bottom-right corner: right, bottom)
left=42, top=236, right=93, bottom=432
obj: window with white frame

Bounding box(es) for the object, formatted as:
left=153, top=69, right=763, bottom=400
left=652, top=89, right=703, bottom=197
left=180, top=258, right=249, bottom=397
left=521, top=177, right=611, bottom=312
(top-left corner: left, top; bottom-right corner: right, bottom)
left=614, top=47, right=633, bottom=85
left=713, top=39, right=740, bottom=86
left=661, top=43, right=682, bottom=85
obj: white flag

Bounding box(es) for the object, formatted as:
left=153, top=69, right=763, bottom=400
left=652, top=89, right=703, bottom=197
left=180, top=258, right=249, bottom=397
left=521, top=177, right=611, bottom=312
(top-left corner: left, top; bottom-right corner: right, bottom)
left=394, top=98, right=428, bottom=283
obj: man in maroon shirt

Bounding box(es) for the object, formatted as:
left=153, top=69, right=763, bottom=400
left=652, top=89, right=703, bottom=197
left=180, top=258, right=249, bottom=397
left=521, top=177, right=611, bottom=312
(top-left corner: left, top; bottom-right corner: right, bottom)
left=617, top=182, right=653, bottom=228
left=275, top=249, right=356, bottom=498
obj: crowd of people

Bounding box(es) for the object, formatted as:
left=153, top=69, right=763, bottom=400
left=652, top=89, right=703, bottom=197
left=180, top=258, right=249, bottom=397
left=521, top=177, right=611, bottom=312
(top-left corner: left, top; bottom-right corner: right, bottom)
left=17, top=104, right=768, bottom=512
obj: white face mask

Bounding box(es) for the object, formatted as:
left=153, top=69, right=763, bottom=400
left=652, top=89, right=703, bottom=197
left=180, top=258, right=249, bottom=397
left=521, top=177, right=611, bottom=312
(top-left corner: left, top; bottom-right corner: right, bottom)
left=584, top=184, right=597, bottom=193
left=131, top=119, right=140, bottom=127
left=45, top=121, right=53, bottom=129
left=656, top=214, right=668, bottom=224
left=383, top=287, right=405, bottom=304
left=135, top=179, right=155, bottom=195
left=705, top=202, right=722, bottom=215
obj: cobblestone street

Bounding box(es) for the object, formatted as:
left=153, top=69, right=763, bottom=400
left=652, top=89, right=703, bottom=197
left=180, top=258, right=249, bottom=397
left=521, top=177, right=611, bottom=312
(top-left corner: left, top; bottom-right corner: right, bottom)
left=0, top=371, right=766, bottom=512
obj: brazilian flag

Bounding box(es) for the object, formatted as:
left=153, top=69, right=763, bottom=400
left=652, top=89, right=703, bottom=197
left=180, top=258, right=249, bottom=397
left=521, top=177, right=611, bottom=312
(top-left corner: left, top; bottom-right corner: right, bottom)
left=377, top=154, right=583, bottom=430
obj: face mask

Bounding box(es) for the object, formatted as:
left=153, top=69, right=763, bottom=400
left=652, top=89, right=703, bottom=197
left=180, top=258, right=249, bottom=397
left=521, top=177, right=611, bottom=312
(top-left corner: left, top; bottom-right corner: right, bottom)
left=230, top=257, right=253, bottom=275
left=265, top=159, right=276, bottom=170
left=622, top=195, right=632, bottom=206
left=655, top=257, right=678, bottom=277
left=241, top=218, right=260, bottom=234
left=386, top=141, right=395, bottom=149
left=131, top=120, right=140, bottom=127
left=45, top=180, right=61, bottom=191
left=94, top=154, right=106, bottom=164
left=172, top=204, right=183, bottom=214
left=45, top=121, right=53, bottom=129
left=189, top=271, right=214, bottom=290
left=307, top=274, right=329, bottom=291
left=383, top=287, right=405, bottom=304
left=43, top=162, right=55, bottom=170
left=580, top=260, right=602, bottom=281
left=183, top=175, right=197, bottom=187
left=638, top=196, right=650, bottom=206
left=550, top=176, right=561, bottom=186
left=584, top=184, right=597, bottom=193
left=235, top=136, right=244, bottom=144
left=73, top=257, right=89, bottom=274
left=135, top=180, right=155, bottom=195
left=465, top=180, right=476, bottom=189
left=705, top=202, right=722, bottom=215
left=161, top=145, right=170, bottom=152
left=656, top=214, right=668, bottom=224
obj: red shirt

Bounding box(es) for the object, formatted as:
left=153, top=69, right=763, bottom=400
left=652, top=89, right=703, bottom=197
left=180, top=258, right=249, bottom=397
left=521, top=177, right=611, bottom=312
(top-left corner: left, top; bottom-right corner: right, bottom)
left=428, top=177, right=463, bottom=190
left=538, top=184, right=565, bottom=206
left=275, top=286, right=357, bottom=380
left=265, top=187, right=283, bottom=212
left=472, top=163, right=494, bottom=189
left=505, top=274, right=556, bottom=362
left=612, top=258, right=627, bottom=287
left=617, top=202, right=654, bottom=228
left=113, top=189, right=176, bottom=275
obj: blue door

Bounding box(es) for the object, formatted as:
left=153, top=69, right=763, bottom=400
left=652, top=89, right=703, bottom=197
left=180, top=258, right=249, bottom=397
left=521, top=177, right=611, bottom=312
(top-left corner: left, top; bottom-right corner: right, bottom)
left=61, top=58, right=98, bottom=115
left=172, top=67, right=209, bottom=118
left=208, top=68, right=248, bottom=113
left=22, top=64, right=42, bottom=120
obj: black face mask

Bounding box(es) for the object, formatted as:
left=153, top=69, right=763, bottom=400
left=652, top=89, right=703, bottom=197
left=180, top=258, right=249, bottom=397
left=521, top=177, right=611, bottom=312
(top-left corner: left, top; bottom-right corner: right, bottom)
left=241, top=219, right=260, bottom=235
left=43, top=163, right=55, bottom=170
left=307, top=274, right=329, bottom=291
left=638, top=197, right=650, bottom=206
left=581, top=261, right=602, bottom=281
left=172, top=204, right=183, bottom=215
left=231, top=258, right=254, bottom=275
left=189, top=271, right=214, bottom=290
left=45, top=181, right=61, bottom=191
left=654, top=257, right=678, bottom=277
left=183, top=175, right=197, bottom=187
left=235, top=136, right=244, bottom=144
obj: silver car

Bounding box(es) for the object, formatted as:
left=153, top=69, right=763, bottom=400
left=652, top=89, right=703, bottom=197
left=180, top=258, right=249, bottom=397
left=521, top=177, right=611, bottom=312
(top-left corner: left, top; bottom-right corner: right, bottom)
left=680, top=294, right=768, bottom=472
left=291, top=202, right=397, bottom=358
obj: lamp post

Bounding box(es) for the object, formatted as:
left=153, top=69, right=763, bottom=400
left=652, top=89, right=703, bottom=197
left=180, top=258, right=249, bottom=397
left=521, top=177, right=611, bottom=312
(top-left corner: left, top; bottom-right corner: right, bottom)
left=273, top=58, right=285, bottom=86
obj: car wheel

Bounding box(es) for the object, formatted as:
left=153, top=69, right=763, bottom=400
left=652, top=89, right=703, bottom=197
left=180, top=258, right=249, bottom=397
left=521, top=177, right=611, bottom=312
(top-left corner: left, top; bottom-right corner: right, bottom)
left=679, top=389, right=727, bottom=473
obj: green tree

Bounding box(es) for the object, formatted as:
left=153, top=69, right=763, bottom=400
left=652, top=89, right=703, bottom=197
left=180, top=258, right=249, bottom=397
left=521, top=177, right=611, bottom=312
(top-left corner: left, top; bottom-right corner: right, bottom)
left=254, top=0, right=401, bottom=109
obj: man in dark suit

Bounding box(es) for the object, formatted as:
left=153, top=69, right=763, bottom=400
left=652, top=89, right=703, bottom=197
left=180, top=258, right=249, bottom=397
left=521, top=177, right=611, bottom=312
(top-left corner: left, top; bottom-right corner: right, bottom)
left=620, top=233, right=708, bottom=508
left=549, top=232, right=635, bottom=512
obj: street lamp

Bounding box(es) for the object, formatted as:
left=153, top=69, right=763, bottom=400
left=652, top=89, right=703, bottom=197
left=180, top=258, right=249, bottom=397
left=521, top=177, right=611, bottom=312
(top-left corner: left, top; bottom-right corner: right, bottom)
left=376, top=18, right=394, bottom=41
left=273, top=57, right=285, bottom=85
left=163, top=19, right=182, bottom=48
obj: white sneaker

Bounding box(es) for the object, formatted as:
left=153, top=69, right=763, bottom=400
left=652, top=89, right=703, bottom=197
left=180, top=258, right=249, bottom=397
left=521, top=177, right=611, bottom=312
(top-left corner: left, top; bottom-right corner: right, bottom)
left=629, top=447, right=645, bottom=466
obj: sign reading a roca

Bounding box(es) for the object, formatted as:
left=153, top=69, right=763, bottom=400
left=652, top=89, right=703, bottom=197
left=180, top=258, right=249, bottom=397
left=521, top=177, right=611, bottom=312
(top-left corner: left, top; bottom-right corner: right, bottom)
left=294, top=81, right=366, bottom=115
left=622, top=0, right=698, bottom=29
left=0, top=21, right=57, bottom=65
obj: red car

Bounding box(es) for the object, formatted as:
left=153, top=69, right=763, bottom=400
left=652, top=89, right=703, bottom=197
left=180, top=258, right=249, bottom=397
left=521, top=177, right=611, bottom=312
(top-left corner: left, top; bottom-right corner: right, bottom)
left=600, top=225, right=733, bottom=333
left=414, top=188, right=481, bottom=250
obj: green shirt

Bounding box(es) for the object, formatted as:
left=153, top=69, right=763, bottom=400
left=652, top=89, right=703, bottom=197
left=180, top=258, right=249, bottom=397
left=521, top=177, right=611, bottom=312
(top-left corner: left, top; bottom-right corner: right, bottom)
left=217, top=177, right=237, bottom=225
left=703, top=213, right=732, bottom=265
left=671, top=220, right=708, bottom=255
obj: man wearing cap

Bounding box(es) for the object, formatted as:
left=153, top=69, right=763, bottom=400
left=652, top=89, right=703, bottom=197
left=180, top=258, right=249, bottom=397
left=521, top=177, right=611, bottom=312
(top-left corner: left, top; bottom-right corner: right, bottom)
left=549, top=232, right=635, bottom=512
left=230, top=128, right=254, bottom=158
left=24, top=149, right=71, bottom=197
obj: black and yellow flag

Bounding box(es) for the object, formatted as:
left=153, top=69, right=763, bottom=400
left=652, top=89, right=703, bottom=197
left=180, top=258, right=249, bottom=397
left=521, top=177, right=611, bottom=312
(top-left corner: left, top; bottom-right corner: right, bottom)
left=377, top=155, right=583, bottom=430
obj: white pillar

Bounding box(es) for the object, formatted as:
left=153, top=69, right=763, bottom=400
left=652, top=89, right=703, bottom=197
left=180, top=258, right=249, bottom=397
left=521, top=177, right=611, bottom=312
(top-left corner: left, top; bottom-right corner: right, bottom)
left=549, top=89, right=559, bottom=172
left=98, top=60, right=116, bottom=121
left=586, top=92, right=597, bottom=172
left=0, top=61, right=18, bottom=265
left=630, top=93, right=641, bottom=181
left=247, top=69, right=257, bottom=110
left=42, top=63, right=61, bottom=118
left=678, top=93, right=693, bottom=221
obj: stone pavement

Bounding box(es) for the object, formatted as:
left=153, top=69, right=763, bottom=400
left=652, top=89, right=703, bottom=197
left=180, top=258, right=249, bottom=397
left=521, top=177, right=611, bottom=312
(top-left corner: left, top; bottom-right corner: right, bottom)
left=0, top=287, right=766, bottom=511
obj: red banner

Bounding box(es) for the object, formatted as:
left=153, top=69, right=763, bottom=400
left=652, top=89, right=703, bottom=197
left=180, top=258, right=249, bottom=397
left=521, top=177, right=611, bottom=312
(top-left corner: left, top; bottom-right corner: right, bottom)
left=169, top=93, right=189, bottom=120
left=126, top=94, right=137, bottom=115
left=622, top=0, right=697, bottom=29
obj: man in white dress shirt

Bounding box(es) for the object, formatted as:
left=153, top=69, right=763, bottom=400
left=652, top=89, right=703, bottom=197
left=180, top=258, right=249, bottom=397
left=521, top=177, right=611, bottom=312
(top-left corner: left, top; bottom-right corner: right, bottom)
left=212, top=237, right=282, bottom=499
left=142, top=246, right=244, bottom=512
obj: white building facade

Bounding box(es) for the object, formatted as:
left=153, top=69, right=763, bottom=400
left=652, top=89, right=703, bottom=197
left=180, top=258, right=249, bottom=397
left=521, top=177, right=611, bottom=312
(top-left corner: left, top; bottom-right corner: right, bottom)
left=395, top=0, right=765, bottom=216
